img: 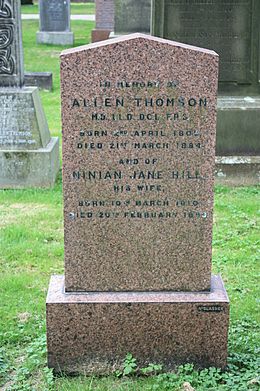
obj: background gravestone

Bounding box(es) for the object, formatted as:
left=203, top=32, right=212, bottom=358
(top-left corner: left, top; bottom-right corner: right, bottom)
left=21, top=0, right=53, bottom=89
left=21, top=0, right=33, bottom=5
left=152, top=0, right=259, bottom=89
left=0, top=0, right=59, bottom=188
left=37, top=0, right=74, bottom=46
left=112, top=0, right=151, bottom=37
left=92, top=0, right=114, bottom=43
left=46, top=34, right=229, bottom=374
left=0, top=0, right=24, bottom=87
left=152, top=0, right=260, bottom=184
left=24, top=71, right=53, bottom=91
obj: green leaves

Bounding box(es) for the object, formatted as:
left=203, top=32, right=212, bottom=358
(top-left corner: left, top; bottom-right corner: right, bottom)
left=115, top=354, right=163, bottom=378
left=115, top=353, right=137, bottom=377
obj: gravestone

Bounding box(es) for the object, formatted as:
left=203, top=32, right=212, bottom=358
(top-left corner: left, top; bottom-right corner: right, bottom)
left=152, top=0, right=260, bottom=166
left=47, top=34, right=229, bottom=373
left=24, top=71, right=53, bottom=91
left=112, top=0, right=151, bottom=37
left=92, top=0, right=114, bottom=43
left=37, top=0, right=74, bottom=46
left=0, top=0, right=59, bottom=188
left=21, top=0, right=53, bottom=90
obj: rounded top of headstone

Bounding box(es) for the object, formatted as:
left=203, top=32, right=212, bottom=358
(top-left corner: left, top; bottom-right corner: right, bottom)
left=61, top=33, right=218, bottom=58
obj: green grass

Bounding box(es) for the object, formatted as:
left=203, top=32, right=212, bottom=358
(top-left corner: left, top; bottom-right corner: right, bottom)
left=0, top=185, right=259, bottom=390
left=0, top=19, right=259, bottom=391
left=22, top=19, right=94, bottom=137
left=213, top=187, right=259, bottom=321
left=21, top=2, right=95, bottom=15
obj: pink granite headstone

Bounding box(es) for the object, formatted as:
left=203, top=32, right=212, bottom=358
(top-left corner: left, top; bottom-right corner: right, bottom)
left=61, top=34, right=218, bottom=292
left=47, top=34, right=229, bottom=374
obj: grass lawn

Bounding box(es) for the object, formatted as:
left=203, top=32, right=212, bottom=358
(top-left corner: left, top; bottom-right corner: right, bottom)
left=21, top=2, right=95, bottom=15
left=0, top=19, right=259, bottom=391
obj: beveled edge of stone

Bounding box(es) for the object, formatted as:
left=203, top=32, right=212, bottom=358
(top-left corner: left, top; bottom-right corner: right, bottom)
left=0, top=86, right=39, bottom=94
left=216, top=156, right=260, bottom=165
left=60, top=33, right=219, bottom=57
left=0, top=136, right=59, bottom=154
left=218, top=96, right=260, bottom=109
left=47, top=275, right=229, bottom=304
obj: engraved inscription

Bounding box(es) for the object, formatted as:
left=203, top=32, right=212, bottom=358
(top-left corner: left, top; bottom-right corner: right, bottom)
left=197, top=305, right=225, bottom=313
left=48, top=1, right=64, bottom=22
left=40, top=0, right=69, bottom=32
left=163, top=0, right=252, bottom=82
left=66, top=79, right=212, bottom=222
left=0, top=0, right=15, bottom=75
left=0, top=95, right=40, bottom=149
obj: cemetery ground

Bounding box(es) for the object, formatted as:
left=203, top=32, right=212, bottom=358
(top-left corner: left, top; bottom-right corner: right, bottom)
left=0, top=20, right=259, bottom=391
left=21, top=2, right=96, bottom=15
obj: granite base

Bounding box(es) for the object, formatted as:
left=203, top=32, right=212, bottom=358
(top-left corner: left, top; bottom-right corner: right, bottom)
left=0, top=137, right=59, bottom=188
left=37, top=31, right=74, bottom=46
left=47, top=275, right=229, bottom=374
left=109, top=31, right=125, bottom=39
left=92, top=29, right=111, bottom=42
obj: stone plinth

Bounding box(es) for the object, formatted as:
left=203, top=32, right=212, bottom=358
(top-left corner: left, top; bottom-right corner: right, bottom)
left=24, top=72, right=53, bottom=91
left=215, top=156, right=260, bottom=186
left=217, top=97, right=260, bottom=156
left=92, top=29, right=112, bottom=43
left=47, top=274, right=229, bottom=374
left=37, top=0, right=74, bottom=46
left=0, top=137, right=59, bottom=188
left=37, top=31, right=74, bottom=46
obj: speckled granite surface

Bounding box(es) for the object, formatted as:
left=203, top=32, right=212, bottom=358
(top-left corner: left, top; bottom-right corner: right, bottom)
left=60, top=34, right=219, bottom=292
left=47, top=274, right=229, bottom=373
left=46, top=35, right=229, bottom=374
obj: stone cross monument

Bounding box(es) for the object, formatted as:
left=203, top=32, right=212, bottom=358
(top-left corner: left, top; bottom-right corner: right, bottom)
left=0, top=0, right=23, bottom=87
left=46, top=34, right=229, bottom=373
left=0, top=0, right=59, bottom=188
